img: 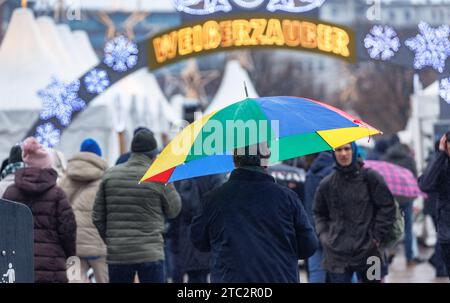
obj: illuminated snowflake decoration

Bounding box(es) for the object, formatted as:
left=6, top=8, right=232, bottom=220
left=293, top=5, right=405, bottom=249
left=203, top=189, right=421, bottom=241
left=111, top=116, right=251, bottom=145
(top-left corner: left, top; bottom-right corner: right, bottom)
left=84, top=68, right=110, bottom=94
left=173, top=0, right=232, bottom=15
left=364, top=25, right=400, bottom=61
left=232, top=0, right=265, bottom=9
left=405, top=22, right=450, bottom=73
left=267, top=0, right=326, bottom=13
left=173, top=0, right=326, bottom=14
left=38, top=77, right=86, bottom=126
left=440, top=78, right=450, bottom=104
left=104, top=35, right=139, bottom=72
left=35, top=122, right=61, bottom=148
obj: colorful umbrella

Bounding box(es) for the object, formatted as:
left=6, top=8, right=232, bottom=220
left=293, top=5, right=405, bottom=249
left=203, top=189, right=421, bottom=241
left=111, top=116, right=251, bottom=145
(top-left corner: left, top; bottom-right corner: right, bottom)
left=141, top=96, right=381, bottom=183
left=364, top=160, right=426, bottom=198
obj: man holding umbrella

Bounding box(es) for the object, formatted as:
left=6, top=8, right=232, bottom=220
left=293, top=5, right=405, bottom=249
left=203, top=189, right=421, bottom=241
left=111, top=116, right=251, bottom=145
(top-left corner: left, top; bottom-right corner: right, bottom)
left=190, top=142, right=318, bottom=283
left=314, top=142, right=396, bottom=283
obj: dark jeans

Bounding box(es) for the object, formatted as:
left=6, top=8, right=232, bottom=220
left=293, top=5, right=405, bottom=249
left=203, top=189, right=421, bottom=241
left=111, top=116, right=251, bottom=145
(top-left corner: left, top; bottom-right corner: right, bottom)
left=187, top=270, right=209, bottom=283
left=399, top=201, right=415, bottom=261
left=109, top=260, right=165, bottom=283
left=327, top=264, right=382, bottom=283
left=440, top=243, right=450, bottom=279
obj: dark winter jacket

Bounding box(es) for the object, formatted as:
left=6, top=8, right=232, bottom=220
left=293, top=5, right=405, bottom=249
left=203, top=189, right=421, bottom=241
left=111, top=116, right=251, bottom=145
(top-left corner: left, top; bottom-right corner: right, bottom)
left=3, top=167, right=76, bottom=283
left=418, top=152, right=450, bottom=244
left=268, top=164, right=306, bottom=202
left=383, top=143, right=417, bottom=177
left=93, top=153, right=181, bottom=264
left=170, top=174, right=226, bottom=272
left=190, top=167, right=318, bottom=283
left=304, top=152, right=334, bottom=228
left=313, top=162, right=396, bottom=273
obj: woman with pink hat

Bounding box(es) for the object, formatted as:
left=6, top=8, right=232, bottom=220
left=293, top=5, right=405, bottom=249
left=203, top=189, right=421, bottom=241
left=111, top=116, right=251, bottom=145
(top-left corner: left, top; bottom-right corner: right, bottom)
left=3, top=137, right=76, bottom=283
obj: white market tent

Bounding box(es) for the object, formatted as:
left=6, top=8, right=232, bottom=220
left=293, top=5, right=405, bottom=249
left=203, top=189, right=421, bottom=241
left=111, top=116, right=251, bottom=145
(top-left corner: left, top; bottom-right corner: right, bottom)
left=0, top=8, right=119, bottom=164
left=72, top=30, right=99, bottom=71
left=401, top=80, right=440, bottom=173
left=92, top=68, right=182, bottom=148
left=0, top=8, right=179, bottom=165
left=205, top=60, right=258, bottom=114
left=0, top=8, right=62, bottom=160
left=56, top=24, right=87, bottom=77
left=36, top=16, right=76, bottom=80
left=0, top=8, right=60, bottom=111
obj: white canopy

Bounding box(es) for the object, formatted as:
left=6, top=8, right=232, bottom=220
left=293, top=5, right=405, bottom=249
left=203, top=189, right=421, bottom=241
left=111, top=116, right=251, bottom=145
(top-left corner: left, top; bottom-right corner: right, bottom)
left=91, top=68, right=182, bottom=147
left=0, top=9, right=178, bottom=165
left=0, top=9, right=116, bottom=164
left=0, top=8, right=61, bottom=110
left=36, top=16, right=76, bottom=80
left=72, top=30, right=99, bottom=72
left=56, top=24, right=87, bottom=77
left=205, top=60, right=258, bottom=114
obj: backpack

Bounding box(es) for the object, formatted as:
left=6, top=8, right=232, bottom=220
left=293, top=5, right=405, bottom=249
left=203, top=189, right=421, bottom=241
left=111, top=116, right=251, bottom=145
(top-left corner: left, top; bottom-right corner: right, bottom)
left=363, top=168, right=404, bottom=249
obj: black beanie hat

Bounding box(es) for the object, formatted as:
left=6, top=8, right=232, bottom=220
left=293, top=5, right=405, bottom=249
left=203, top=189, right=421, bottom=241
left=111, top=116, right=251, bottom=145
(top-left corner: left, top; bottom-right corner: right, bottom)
left=9, top=145, right=23, bottom=164
left=131, top=129, right=157, bottom=153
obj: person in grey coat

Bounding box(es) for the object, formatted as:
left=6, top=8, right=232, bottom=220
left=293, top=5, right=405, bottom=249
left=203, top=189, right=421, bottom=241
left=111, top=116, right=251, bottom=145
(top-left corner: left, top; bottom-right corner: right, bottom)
left=93, top=129, right=181, bottom=283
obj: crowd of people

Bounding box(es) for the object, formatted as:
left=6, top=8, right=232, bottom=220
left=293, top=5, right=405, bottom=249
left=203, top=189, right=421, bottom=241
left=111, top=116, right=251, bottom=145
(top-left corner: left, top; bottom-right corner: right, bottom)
left=0, top=127, right=450, bottom=283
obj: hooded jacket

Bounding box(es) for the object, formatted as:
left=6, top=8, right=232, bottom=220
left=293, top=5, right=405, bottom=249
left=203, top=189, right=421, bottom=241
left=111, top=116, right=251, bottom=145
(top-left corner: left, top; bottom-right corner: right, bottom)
left=3, top=167, right=76, bottom=283
left=59, top=152, right=108, bottom=257
left=314, top=143, right=396, bottom=273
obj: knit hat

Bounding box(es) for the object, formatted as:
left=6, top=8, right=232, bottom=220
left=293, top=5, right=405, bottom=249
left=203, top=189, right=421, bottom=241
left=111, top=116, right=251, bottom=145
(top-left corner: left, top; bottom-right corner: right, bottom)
left=8, top=145, right=23, bottom=164
left=131, top=129, right=157, bottom=153
left=21, top=137, right=53, bottom=169
left=133, top=126, right=150, bottom=136
left=80, top=138, right=102, bottom=156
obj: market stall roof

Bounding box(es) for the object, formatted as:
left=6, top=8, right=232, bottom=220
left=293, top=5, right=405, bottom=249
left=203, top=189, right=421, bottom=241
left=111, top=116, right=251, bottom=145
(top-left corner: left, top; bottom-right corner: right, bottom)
left=205, top=60, right=258, bottom=114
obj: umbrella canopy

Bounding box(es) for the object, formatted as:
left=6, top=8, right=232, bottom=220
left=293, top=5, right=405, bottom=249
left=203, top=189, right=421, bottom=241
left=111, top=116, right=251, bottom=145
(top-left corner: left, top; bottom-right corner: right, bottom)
left=141, top=96, right=381, bottom=183
left=364, top=160, right=426, bottom=198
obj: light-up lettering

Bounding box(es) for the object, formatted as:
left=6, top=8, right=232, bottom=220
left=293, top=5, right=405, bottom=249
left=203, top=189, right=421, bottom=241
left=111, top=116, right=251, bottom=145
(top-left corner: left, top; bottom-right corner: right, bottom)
left=149, top=16, right=354, bottom=69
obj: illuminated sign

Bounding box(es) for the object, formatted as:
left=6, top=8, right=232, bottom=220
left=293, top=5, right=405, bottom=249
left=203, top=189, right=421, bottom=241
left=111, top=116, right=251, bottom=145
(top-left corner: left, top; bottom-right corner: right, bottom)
left=148, top=15, right=355, bottom=69
left=172, top=0, right=326, bottom=15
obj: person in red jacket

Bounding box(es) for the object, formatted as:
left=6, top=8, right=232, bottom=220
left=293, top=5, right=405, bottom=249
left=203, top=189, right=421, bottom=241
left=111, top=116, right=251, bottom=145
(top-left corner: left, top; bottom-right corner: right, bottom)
left=3, top=137, right=76, bottom=283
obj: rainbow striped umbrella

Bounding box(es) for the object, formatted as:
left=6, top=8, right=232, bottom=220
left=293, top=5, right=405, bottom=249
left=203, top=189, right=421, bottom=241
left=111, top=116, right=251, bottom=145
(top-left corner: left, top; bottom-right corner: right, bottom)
left=140, top=96, right=381, bottom=183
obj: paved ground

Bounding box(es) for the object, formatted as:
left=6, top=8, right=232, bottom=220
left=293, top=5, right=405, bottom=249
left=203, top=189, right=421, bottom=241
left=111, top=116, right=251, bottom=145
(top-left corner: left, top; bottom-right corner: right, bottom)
left=300, top=245, right=449, bottom=283
left=385, top=247, right=448, bottom=283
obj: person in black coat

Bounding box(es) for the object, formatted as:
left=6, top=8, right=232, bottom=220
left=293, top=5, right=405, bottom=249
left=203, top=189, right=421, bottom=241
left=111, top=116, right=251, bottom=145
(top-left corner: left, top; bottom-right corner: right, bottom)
left=314, top=142, right=396, bottom=283
left=382, top=142, right=423, bottom=266
left=170, top=174, right=226, bottom=283
left=190, top=143, right=318, bottom=283
left=419, top=133, right=450, bottom=279
left=303, top=151, right=334, bottom=283
left=423, top=140, right=448, bottom=277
